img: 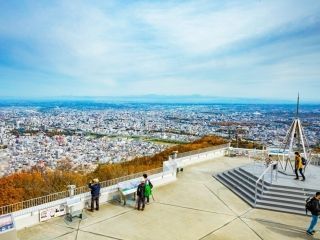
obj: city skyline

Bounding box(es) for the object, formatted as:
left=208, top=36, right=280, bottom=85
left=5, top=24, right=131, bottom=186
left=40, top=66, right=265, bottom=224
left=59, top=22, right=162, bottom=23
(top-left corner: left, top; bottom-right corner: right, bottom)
left=0, top=95, right=319, bottom=104
left=1, top=1, right=320, bottom=101
left=1, top=102, right=319, bottom=177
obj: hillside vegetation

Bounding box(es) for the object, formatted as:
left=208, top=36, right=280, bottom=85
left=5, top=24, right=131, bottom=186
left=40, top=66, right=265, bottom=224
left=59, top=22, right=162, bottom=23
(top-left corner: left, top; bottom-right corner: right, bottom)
left=0, top=135, right=226, bottom=207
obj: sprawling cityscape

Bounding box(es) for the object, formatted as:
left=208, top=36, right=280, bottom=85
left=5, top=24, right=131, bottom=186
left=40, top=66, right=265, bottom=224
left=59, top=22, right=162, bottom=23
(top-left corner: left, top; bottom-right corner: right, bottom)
left=0, top=101, right=319, bottom=177
left=2, top=0, right=320, bottom=238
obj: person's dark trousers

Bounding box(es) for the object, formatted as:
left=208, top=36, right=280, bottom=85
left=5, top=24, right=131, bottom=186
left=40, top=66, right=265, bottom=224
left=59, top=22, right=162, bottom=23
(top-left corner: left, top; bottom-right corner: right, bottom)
left=295, top=168, right=305, bottom=180
left=91, top=196, right=99, bottom=211
left=307, top=215, right=319, bottom=233
left=145, top=196, right=150, bottom=203
left=137, top=196, right=145, bottom=210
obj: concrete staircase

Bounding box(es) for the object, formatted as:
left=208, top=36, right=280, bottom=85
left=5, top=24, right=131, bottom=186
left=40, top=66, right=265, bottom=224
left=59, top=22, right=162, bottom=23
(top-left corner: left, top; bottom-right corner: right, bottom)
left=214, top=167, right=316, bottom=215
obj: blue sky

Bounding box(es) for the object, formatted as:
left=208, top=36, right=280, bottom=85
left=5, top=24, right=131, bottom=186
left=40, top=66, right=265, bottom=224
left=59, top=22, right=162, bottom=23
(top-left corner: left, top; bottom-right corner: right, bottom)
left=1, top=0, right=320, bottom=101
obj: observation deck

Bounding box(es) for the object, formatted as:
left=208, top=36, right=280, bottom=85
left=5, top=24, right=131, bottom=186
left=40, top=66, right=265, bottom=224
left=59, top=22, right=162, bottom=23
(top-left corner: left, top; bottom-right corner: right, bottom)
left=0, top=145, right=318, bottom=240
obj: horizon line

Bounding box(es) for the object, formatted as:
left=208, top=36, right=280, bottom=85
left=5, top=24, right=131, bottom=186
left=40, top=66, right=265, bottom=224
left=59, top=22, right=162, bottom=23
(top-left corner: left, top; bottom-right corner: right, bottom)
left=0, top=95, right=319, bottom=104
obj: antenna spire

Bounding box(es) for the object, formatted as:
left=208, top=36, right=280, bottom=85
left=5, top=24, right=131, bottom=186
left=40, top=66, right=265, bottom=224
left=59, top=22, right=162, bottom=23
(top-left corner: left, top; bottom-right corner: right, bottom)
left=296, top=93, right=300, bottom=118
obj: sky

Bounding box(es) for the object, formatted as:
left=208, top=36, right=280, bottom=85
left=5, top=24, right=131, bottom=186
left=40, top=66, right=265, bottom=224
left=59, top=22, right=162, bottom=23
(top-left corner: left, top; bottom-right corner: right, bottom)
left=0, top=0, right=320, bottom=101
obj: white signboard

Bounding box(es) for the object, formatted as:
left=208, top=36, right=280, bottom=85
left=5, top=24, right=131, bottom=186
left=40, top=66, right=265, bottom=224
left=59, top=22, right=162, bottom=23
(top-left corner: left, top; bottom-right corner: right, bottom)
left=0, top=214, right=14, bottom=233
left=39, top=204, right=66, bottom=222
left=118, top=179, right=140, bottom=191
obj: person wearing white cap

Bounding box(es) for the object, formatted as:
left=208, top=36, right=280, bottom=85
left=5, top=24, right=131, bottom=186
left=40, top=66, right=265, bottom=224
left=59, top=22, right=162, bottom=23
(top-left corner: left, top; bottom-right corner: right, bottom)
left=89, top=178, right=101, bottom=211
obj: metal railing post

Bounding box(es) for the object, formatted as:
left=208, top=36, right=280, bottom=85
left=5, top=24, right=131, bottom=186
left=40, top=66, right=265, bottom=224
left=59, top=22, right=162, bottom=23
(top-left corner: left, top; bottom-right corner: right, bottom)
left=0, top=144, right=231, bottom=216
left=254, top=162, right=276, bottom=206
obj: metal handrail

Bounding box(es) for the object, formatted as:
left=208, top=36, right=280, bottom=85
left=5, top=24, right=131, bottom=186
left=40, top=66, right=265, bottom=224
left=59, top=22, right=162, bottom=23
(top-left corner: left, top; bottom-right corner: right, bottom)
left=254, top=161, right=278, bottom=205
left=228, top=147, right=268, bottom=161
left=0, top=167, right=163, bottom=216
left=0, top=143, right=235, bottom=216
left=176, top=143, right=230, bottom=158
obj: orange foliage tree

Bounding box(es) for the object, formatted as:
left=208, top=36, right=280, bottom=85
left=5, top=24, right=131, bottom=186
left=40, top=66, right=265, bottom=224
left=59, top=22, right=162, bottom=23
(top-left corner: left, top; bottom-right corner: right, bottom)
left=0, top=135, right=226, bottom=207
left=88, top=135, right=227, bottom=182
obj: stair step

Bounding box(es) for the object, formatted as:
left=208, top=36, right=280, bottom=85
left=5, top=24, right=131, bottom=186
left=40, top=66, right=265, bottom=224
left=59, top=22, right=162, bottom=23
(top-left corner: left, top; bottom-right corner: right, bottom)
left=255, top=204, right=305, bottom=215
left=214, top=165, right=317, bottom=216
left=238, top=167, right=259, bottom=180
left=222, top=172, right=258, bottom=197
left=238, top=167, right=317, bottom=194
left=234, top=169, right=258, bottom=183
left=226, top=173, right=264, bottom=199
left=265, top=185, right=316, bottom=195
left=226, top=171, right=308, bottom=205
left=222, top=169, right=316, bottom=200
left=216, top=174, right=254, bottom=205
left=257, top=199, right=305, bottom=212
left=263, top=190, right=312, bottom=201
left=259, top=194, right=307, bottom=206
left=228, top=171, right=263, bottom=191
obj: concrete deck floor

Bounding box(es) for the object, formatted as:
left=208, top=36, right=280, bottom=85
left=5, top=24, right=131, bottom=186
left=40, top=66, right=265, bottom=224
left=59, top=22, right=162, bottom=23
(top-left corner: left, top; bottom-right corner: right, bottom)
left=18, top=157, right=319, bottom=240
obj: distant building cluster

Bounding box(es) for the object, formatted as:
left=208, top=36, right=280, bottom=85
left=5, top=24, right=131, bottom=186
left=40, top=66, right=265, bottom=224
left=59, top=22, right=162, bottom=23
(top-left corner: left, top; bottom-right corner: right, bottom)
left=0, top=104, right=319, bottom=176
left=0, top=133, right=166, bottom=176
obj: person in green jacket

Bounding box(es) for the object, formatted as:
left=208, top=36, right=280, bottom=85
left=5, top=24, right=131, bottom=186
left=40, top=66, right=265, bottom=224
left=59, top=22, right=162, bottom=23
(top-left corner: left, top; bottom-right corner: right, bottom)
left=143, top=174, right=153, bottom=203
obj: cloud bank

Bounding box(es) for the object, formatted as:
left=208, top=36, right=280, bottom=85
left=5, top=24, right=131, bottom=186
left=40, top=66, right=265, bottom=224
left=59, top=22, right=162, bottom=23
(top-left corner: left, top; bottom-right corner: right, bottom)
left=0, top=0, right=320, bottom=101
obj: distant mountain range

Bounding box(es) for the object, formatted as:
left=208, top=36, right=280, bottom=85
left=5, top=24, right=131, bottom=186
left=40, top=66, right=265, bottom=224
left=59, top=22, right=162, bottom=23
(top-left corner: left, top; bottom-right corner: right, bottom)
left=1, top=95, right=318, bottom=104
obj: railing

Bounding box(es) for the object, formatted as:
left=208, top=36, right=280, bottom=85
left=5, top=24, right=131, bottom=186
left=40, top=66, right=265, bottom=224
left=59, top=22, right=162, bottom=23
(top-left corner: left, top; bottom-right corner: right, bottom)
left=310, top=154, right=320, bottom=166
left=254, top=161, right=278, bottom=206
left=0, top=143, right=231, bottom=216
left=267, top=152, right=320, bottom=170
left=176, top=143, right=230, bottom=158
left=0, top=167, right=163, bottom=216
left=0, top=190, right=70, bottom=216
left=228, top=147, right=268, bottom=161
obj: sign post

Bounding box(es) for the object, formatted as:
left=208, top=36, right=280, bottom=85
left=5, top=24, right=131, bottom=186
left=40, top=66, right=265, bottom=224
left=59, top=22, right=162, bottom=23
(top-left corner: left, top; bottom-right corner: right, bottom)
left=0, top=214, right=17, bottom=240
left=39, top=204, right=66, bottom=222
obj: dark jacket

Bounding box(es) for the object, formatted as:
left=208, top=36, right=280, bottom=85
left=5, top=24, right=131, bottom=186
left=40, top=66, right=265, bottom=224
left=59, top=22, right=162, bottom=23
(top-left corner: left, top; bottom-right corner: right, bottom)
left=310, top=197, right=320, bottom=216
left=89, top=183, right=101, bottom=197
left=137, top=183, right=145, bottom=198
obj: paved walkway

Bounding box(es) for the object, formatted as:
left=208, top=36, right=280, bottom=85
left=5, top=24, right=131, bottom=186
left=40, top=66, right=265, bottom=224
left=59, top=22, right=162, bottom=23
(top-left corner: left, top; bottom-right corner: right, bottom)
left=18, top=157, right=319, bottom=240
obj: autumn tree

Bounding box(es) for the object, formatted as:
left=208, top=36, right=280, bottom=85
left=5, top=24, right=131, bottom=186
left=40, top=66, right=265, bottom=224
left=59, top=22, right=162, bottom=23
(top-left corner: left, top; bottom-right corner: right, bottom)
left=0, top=135, right=227, bottom=207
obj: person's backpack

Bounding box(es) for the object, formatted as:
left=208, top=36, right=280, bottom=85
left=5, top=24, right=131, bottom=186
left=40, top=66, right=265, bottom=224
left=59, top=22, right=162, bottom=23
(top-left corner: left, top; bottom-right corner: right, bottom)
left=148, top=180, right=153, bottom=189
left=145, top=184, right=152, bottom=196
left=302, top=157, right=307, bottom=166
left=306, top=197, right=315, bottom=214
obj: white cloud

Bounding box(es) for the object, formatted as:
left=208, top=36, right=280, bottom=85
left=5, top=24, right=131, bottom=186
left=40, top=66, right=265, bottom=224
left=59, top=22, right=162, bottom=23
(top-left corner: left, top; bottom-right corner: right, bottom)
left=138, top=0, right=320, bottom=54
left=0, top=0, right=320, bottom=100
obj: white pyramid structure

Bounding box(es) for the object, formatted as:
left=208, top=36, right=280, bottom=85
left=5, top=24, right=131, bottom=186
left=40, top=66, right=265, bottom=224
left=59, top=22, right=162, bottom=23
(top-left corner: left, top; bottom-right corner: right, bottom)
left=278, top=94, right=311, bottom=173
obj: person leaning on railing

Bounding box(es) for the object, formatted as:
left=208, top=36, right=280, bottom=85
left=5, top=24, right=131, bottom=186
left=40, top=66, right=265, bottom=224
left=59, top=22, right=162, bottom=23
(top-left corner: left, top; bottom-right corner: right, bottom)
left=89, top=178, right=101, bottom=212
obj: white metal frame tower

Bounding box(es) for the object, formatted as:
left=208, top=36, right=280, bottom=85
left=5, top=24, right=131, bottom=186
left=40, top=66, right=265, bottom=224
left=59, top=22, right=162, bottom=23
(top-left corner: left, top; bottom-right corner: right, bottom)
left=279, top=94, right=311, bottom=173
